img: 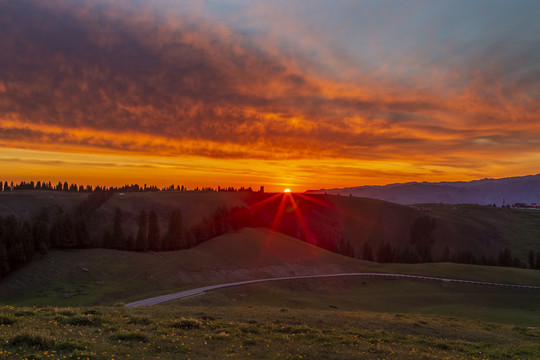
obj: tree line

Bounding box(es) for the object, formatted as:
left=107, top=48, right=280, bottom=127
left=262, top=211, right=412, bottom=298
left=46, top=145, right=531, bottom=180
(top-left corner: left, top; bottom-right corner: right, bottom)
left=0, top=180, right=263, bottom=193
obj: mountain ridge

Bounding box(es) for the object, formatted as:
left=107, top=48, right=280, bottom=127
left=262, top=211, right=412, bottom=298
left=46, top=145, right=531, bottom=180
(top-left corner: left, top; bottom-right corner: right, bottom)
left=306, top=174, right=540, bottom=206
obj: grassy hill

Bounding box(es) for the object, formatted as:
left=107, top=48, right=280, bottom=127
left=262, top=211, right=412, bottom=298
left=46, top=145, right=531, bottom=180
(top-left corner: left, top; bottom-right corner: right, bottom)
left=0, top=190, right=87, bottom=220
left=423, top=204, right=540, bottom=260
left=2, top=190, right=540, bottom=267
left=0, top=228, right=370, bottom=306
left=1, top=228, right=540, bottom=325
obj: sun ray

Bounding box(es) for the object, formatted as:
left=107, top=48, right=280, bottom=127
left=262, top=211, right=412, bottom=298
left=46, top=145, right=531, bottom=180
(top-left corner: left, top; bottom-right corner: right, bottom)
left=271, top=193, right=289, bottom=231
left=295, top=193, right=339, bottom=211
left=246, top=193, right=282, bottom=211
left=289, top=194, right=318, bottom=246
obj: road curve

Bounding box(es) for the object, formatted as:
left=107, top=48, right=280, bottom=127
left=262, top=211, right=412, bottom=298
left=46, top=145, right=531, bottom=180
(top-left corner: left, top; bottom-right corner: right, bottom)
left=125, top=272, right=540, bottom=307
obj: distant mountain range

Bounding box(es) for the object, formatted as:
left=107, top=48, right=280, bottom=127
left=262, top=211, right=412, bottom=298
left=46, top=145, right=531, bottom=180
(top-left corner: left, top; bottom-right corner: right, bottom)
left=306, top=174, right=540, bottom=206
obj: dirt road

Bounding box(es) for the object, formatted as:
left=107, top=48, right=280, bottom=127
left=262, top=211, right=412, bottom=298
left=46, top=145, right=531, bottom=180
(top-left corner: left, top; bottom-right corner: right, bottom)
left=125, top=272, right=540, bottom=307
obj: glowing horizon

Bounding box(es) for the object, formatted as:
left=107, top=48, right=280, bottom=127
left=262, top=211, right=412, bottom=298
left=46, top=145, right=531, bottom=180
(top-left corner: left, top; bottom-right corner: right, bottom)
left=1, top=1, right=539, bottom=191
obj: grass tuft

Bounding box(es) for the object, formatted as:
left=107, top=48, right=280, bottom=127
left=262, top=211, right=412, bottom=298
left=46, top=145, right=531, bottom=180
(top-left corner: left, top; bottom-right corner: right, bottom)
left=0, top=315, right=16, bottom=325
left=14, top=310, right=34, bottom=317
left=57, top=315, right=102, bottom=327
left=109, top=331, right=149, bottom=343
left=128, top=316, right=152, bottom=325
left=9, top=334, right=55, bottom=350
left=56, top=338, right=87, bottom=352
left=171, top=318, right=202, bottom=329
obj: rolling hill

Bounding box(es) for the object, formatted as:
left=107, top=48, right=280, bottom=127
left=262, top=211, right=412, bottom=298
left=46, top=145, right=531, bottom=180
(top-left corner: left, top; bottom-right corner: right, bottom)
left=1, top=190, right=539, bottom=267
left=0, top=228, right=370, bottom=306
left=1, top=227, right=540, bottom=326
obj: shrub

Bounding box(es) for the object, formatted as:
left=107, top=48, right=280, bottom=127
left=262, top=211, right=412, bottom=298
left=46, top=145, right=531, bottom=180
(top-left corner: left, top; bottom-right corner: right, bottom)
left=83, top=309, right=100, bottom=315
left=275, top=325, right=313, bottom=335
left=9, top=334, right=55, bottom=350
left=56, top=339, right=86, bottom=352
left=14, top=310, right=35, bottom=317
left=128, top=317, right=152, bottom=325
left=110, top=331, right=149, bottom=343
left=54, top=315, right=102, bottom=327
left=65, top=315, right=101, bottom=326
left=171, top=318, right=201, bottom=329
left=0, top=315, right=16, bottom=325
left=240, top=324, right=261, bottom=334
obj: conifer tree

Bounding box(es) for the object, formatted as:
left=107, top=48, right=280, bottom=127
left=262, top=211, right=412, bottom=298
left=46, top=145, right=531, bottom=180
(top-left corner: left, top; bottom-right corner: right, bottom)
left=165, top=209, right=184, bottom=250
left=102, top=228, right=113, bottom=249
left=126, top=234, right=136, bottom=251
left=0, top=243, right=9, bottom=276
left=136, top=210, right=148, bottom=252
left=362, top=243, right=374, bottom=261
left=112, top=207, right=125, bottom=250
left=147, top=210, right=160, bottom=251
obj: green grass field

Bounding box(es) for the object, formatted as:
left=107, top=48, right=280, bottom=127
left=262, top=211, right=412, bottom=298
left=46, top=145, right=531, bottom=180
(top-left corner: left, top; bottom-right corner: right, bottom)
left=2, top=194, right=540, bottom=358
left=1, top=229, right=540, bottom=327
left=1, top=304, right=539, bottom=360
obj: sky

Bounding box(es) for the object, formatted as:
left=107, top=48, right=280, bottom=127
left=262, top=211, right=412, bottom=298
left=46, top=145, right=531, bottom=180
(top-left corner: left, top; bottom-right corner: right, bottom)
left=1, top=0, right=539, bottom=192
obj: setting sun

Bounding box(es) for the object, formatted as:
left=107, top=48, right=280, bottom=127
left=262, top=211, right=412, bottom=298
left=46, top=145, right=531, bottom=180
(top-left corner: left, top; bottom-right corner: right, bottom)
left=284, top=188, right=291, bottom=193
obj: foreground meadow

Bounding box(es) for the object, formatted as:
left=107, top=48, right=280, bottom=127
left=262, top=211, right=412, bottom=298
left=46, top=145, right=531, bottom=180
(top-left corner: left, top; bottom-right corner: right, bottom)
left=1, top=304, right=539, bottom=360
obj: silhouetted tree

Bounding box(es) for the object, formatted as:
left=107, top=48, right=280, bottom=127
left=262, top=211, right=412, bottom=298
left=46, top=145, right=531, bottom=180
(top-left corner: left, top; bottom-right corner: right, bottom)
left=112, top=207, right=125, bottom=250
left=497, top=248, right=512, bottom=267
left=75, top=217, right=90, bottom=248
left=336, top=236, right=355, bottom=258
left=440, top=245, right=450, bottom=262
left=20, top=221, right=34, bottom=260
left=212, top=207, right=229, bottom=237
left=126, top=234, right=136, bottom=251
left=362, top=243, right=374, bottom=261
left=0, top=243, right=9, bottom=276
left=191, top=217, right=214, bottom=244
left=410, top=216, right=436, bottom=262
left=165, top=209, right=184, bottom=250
left=61, top=215, right=77, bottom=248
left=135, top=210, right=148, bottom=252
left=529, top=250, right=536, bottom=269
left=147, top=210, right=161, bottom=251
left=102, top=228, right=113, bottom=249
left=377, top=242, right=394, bottom=263
left=8, top=240, right=26, bottom=270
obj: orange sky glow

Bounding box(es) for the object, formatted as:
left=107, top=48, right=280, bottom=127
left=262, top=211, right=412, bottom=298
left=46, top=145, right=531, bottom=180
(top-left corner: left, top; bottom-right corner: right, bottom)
left=1, top=1, right=539, bottom=192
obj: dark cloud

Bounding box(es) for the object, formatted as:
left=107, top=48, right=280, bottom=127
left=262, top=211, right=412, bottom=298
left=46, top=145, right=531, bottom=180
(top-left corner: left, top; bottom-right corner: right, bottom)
left=1, top=0, right=540, bottom=169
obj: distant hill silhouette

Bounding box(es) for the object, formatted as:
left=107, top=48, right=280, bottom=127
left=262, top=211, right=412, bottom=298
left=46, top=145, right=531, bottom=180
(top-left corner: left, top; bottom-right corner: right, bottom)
left=306, top=174, right=540, bottom=206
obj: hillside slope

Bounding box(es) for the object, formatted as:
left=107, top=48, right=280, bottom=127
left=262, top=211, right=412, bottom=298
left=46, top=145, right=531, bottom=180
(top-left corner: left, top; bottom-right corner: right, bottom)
left=0, top=228, right=370, bottom=306
left=1, top=190, right=539, bottom=266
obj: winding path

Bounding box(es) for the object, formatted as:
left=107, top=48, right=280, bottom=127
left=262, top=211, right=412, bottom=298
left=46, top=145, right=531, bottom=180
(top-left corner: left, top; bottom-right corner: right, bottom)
left=125, top=272, right=540, bottom=307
